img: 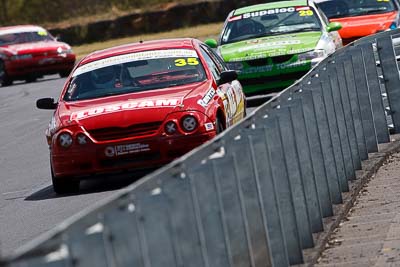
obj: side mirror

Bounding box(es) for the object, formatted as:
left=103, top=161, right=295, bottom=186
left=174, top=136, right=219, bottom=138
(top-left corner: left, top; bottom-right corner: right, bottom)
left=327, top=22, right=342, bottom=32
left=205, top=39, right=218, bottom=48
left=218, top=70, right=238, bottom=85
left=36, top=98, right=58, bottom=110
left=54, top=34, right=61, bottom=41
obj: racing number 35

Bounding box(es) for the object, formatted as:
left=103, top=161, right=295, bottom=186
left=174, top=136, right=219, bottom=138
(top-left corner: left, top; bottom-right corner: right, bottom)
left=174, top=58, right=199, bottom=66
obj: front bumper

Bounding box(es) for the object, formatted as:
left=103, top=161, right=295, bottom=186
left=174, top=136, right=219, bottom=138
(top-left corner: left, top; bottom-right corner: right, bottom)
left=239, top=69, right=310, bottom=95
left=5, top=54, right=75, bottom=78
left=231, top=59, right=314, bottom=95
left=51, top=132, right=216, bottom=178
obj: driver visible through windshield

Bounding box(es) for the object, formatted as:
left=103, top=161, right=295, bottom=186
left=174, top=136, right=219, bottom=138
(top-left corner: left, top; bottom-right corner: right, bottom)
left=65, top=49, right=207, bottom=101
left=221, top=6, right=322, bottom=45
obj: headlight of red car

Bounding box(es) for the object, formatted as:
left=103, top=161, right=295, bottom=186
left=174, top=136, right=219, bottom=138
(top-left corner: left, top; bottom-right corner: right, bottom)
left=58, top=132, right=73, bottom=148
left=163, top=111, right=212, bottom=136
left=181, top=115, right=198, bottom=133
left=76, top=133, right=88, bottom=145
left=164, top=121, right=178, bottom=135
left=57, top=47, right=73, bottom=55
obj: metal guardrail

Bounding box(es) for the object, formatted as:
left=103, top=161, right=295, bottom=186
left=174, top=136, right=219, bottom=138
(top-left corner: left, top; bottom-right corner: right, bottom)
left=3, top=28, right=400, bottom=267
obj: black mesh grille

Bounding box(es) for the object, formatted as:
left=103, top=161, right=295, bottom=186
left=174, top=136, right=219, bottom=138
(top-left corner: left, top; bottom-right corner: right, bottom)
left=271, top=55, right=294, bottom=64
left=246, top=58, right=269, bottom=67
left=88, top=121, right=162, bottom=141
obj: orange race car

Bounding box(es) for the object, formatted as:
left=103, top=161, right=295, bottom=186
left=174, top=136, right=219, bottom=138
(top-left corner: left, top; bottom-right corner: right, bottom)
left=315, top=0, right=400, bottom=45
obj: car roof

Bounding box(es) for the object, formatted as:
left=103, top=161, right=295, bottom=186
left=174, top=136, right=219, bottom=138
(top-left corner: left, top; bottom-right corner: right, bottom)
left=233, top=0, right=310, bottom=16
left=79, top=38, right=197, bottom=65
left=0, top=25, right=46, bottom=34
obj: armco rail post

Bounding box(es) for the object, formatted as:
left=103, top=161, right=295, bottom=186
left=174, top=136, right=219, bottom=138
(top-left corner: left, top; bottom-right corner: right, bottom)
left=305, top=78, right=343, bottom=205
left=292, top=86, right=334, bottom=218
left=377, top=34, right=400, bottom=134
left=242, top=114, right=304, bottom=265
left=262, top=116, right=304, bottom=265
left=358, top=42, right=390, bottom=144
left=278, top=96, right=324, bottom=233
left=319, top=67, right=349, bottom=192
left=268, top=105, right=314, bottom=249
left=342, top=58, right=369, bottom=160
left=239, top=128, right=291, bottom=267
left=326, top=63, right=356, bottom=181
left=203, top=155, right=255, bottom=267
left=333, top=61, right=362, bottom=171
left=120, top=182, right=180, bottom=267
left=187, top=162, right=240, bottom=267
left=61, top=213, right=111, bottom=267
left=102, top=194, right=155, bottom=267
left=222, top=138, right=272, bottom=267
left=350, top=47, right=379, bottom=152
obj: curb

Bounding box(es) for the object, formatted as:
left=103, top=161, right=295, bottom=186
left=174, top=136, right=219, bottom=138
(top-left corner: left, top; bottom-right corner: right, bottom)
left=300, top=135, right=400, bottom=266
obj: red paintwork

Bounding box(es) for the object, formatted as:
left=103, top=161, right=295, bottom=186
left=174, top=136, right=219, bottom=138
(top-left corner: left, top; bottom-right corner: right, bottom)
left=331, top=11, right=398, bottom=45
left=45, top=38, right=246, bottom=179
left=0, top=25, right=76, bottom=81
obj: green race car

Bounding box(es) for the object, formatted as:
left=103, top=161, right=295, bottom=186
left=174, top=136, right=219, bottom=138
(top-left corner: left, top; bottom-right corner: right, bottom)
left=206, top=0, right=343, bottom=95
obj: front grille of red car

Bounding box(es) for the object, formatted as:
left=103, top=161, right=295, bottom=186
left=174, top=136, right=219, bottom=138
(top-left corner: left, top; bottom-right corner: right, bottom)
left=88, top=121, right=162, bottom=141
left=32, top=51, right=58, bottom=57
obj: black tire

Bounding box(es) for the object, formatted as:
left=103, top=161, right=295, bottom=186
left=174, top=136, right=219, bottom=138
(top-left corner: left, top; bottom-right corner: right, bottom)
left=216, top=116, right=225, bottom=135
left=0, top=60, right=12, bottom=86
left=59, top=70, right=71, bottom=78
left=51, top=168, right=80, bottom=194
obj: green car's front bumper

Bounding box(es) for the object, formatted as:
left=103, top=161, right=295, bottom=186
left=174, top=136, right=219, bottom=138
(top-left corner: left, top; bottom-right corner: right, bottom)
left=238, top=68, right=310, bottom=95
left=229, top=56, right=317, bottom=95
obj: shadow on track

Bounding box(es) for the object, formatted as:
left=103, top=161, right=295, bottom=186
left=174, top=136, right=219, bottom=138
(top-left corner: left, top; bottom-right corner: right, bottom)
left=25, top=169, right=154, bottom=201
left=2, top=75, right=64, bottom=88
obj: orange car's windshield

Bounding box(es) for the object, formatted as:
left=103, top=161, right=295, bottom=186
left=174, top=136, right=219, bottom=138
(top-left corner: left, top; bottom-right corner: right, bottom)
left=316, top=0, right=396, bottom=19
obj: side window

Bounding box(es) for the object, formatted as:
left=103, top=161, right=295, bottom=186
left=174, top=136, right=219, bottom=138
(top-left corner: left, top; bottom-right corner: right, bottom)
left=316, top=6, right=330, bottom=25
left=207, top=46, right=228, bottom=72
left=200, top=47, right=221, bottom=81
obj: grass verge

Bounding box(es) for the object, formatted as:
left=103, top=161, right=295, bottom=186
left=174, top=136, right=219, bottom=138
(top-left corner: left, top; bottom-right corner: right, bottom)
left=72, top=22, right=224, bottom=60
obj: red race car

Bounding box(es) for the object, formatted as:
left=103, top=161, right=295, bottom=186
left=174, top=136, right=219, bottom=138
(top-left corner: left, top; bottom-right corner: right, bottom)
left=37, top=38, right=246, bottom=194
left=0, top=25, right=76, bottom=86
left=315, top=0, right=400, bottom=45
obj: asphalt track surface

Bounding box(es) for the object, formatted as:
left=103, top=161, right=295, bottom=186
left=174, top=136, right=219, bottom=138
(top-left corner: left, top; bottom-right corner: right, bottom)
left=0, top=75, right=259, bottom=257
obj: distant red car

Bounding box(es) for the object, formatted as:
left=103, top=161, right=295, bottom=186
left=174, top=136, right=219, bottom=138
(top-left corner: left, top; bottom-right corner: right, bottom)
left=37, top=38, right=246, bottom=193
left=0, top=25, right=76, bottom=86
left=315, top=0, right=400, bottom=45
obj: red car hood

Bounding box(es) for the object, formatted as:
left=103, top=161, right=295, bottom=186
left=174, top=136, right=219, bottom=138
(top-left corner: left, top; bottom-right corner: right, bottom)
left=1, top=41, right=70, bottom=55
left=331, top=11, right=398, bottom=39
left=58, top=81, right=211, bottom=131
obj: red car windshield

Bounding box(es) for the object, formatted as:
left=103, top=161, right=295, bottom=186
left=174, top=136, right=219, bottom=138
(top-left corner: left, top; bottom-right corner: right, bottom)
left=65, top=50, right=207, bottom=101
left=0, top=30, right=54, bottom=46
left=315, top=0, right=397, bottom=19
